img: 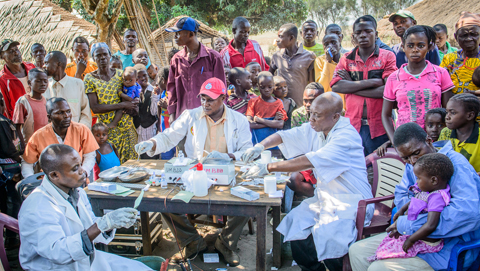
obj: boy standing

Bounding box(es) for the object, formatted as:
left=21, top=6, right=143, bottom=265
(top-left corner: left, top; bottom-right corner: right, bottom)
left=12, top=68, right=49, bottom=144
left=390, top=10, right=441, bottom=68
left=439, top=93, right=480, bottom=174
left=246, top=61, right=261, bottom=95
left=301, top=20, right=324, bottom=57
left=291, top=82, right=324, bottom=128
left=434, top=24, right=458, bottom=61
left=226, top=67, right=255, bottom=114
left=331, top=15, right=397, bottom=156
left=270, top=23, right=316, bottom=107
left=65, top=36, right=98, bottom=80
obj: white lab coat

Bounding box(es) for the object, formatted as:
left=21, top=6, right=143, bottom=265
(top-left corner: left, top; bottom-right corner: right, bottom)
left=148, top=105, right=253, bottom=160
left=276, top=117, right=374, bottom=261
left=18, top=178, right=152, bottom=271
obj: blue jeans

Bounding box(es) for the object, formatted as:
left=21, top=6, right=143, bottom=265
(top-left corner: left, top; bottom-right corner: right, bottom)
left=359, top=125, right=389, bottom=156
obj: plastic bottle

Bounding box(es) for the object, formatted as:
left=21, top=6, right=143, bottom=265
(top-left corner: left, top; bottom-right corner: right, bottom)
left=192, top=163, right=208, bottom=197
left=178, top=150, right=185, bottom=163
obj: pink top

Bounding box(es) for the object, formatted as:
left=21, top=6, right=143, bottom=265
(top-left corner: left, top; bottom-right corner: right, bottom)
left=383, top=61, right=454, bottom=128
left=407, top=183, right=451, bottom=221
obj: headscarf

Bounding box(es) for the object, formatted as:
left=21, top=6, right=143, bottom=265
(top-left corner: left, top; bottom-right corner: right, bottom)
left=455, top=11, right=480, bottom=32
left=90, top=42, right=111, bottom=56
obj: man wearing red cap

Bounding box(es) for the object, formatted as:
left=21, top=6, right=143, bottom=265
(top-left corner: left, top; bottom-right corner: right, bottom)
left=0, top=39, right=36, bottom=119
left=135, top=78, right=252, bottom=266
left=165, top=17, right=226, bottom=124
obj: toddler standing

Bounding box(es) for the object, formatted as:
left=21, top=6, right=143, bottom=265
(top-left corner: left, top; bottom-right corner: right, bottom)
left=92, top=122, right=120, bottom=180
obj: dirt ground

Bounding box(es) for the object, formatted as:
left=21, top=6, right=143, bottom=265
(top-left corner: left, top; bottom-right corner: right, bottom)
left=5, top=213, right=300, bottom=271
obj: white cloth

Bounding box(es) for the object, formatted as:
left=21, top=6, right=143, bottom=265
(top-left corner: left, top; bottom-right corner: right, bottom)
left=276, top=117, right=374, bottom=261
left=18, top=177, right=152, bottom=271
left=147, top=106, right=253, bottom=161
left=45, top=75, right=92, bottom=128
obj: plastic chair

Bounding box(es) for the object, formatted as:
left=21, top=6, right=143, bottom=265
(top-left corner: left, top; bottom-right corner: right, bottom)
left=343, top=148, right=406, bottom=271
left=0, top=213, right=19, bottom=271
left=15, top=172, right=44, bottom=202
left=447, top=240, right=480, bottom=271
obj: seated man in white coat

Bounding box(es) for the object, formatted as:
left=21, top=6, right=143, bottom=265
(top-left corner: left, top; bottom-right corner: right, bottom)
left=242, top=92, right=373, bottom=271
left=135, top=77, right=252, bottom=266
left=18, top=144, right=152, bottom=271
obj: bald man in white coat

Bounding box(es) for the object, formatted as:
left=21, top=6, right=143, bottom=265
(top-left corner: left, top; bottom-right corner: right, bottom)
left=242, top=93, right=374, bottom=271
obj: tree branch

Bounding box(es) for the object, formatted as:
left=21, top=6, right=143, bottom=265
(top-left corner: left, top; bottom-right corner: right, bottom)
left=94, top=0, right=110, bottom=22
left=108, top=0, right=124, bottom=24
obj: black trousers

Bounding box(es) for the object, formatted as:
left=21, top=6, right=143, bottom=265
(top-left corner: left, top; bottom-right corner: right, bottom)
left=291, top=234, right=343, bottom=271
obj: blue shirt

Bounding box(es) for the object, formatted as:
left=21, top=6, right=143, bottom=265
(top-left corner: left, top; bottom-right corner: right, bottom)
left=113, top=51, right=151, bottom=68
left=392, top=43, right=441, bottom=68
left=395, top=142, right=480, bottom=270
left=376, top=38, right=393, bottom=53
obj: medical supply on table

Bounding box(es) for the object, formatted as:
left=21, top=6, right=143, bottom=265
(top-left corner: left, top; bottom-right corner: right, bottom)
left=202, top=158, right=236, bottom=185
left=192, top=163, right=208, bottom=197
left=172, top=191, right=195, bottom=203
left=101, top=182, right=146, bottom=190
left=98, top=166, right=130, bottom=181
left=231, top=186, right=260, bottom=201
left=133, top=184, right=150, bottom=208
left=88, top=182, right=117, bottom=193
left=264, top=176, right=277, bottom=194
left=164, top=157, right=198, bottom=183
left=260, top=150, right=271, bottom=164
left=118, top=168, right=149, bottom=183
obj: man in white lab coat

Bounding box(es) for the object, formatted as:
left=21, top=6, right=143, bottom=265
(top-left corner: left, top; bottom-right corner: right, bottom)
left=135, top=77, right=253, bottom=266
left=18, top=144, right=152, bottom=271
left=242, top=92, right=374, bottom=271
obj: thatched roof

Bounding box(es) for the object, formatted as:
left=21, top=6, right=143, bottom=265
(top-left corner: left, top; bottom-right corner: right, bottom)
left=0, top=0, right=97, bottom=62
left=149, top=15, right=227, bottom=66
left=377, top=0, right=480, bottom=47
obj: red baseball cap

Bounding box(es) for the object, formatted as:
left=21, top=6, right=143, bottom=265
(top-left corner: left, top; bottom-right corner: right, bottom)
left=198, top=78, right=226, bottom=99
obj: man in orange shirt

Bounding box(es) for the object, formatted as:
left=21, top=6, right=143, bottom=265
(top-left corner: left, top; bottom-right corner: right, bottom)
left=21, top=97, right=98, bottom=178
left=65, top=37, right=97, bottom=80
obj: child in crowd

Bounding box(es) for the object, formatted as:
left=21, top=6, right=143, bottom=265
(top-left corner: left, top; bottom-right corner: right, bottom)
left=273, top=76, right=296, bottom=129
left=110, top=55, right=123, bottom=70
left=12, top=68, right=49, bottom=145
left=439, top=93, right=480, bottom=174
left=246, top=72, right=287, bottom=155
left=473, top=66, right=480, bottom=94
left=424, top=108, right=447, bottom=142
left=226, top=67, right=256, bottom=114
left=147, top=63, right=158, bottom=85
left=134, top=64, right=159, bottom=145
left=157, top=66, right=175, bottom=160
left=109, top=66, right=141, bottom=129
left=246, top=62, right=261, bottom=95
left=92, top=122, right=120, bottom=180
left=382, top=25, right=454, bottom=149
left=433, top=24, right=458, bottom=62
left=214, top=37, right=227, bottom=53
left=369, top=153, right=453, bottom=261
left=291, top=82, right=324, bottom=128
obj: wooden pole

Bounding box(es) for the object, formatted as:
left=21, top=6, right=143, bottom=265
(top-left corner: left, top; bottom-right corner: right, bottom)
left=151, top=0, right=169, bottom=65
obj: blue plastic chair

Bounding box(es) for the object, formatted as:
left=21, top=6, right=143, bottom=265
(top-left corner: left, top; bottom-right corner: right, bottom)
left=392, top=207, right=480, bottom=271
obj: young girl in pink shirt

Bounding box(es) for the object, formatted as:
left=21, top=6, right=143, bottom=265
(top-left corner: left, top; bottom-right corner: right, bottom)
left=381, top=25, right=454, bottom=149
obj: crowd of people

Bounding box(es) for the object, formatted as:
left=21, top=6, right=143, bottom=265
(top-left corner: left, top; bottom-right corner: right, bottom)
left=1, top=8, right=480, bottom=271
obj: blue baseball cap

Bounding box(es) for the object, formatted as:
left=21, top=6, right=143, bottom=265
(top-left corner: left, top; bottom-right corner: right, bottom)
left=166, top=17, right=202, bottom=33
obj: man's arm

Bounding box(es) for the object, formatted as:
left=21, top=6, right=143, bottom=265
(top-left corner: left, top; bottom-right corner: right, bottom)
left=382, top=99, right=396, bottom=143
left=259, top=133, right=283, bottom=150
left=331, top=77, right=384, bottom=94
left=213, top=54, right=226, bottom=85
left=21, top=159, right=35, bottom=178
left=82, top=151, right=96, bottom=177
left=307, top=61, right=315, bottom=83
left=267, top=155, right=312, bottom=173
left=147, top=109, right=192, bottom=156
left=230, top=116, right=253, bottom=161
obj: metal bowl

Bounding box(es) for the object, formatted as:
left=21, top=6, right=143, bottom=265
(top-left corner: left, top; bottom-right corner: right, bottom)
left=118, top=168, right=149, bottom=183
left=98, top=166, right=130, bottom=181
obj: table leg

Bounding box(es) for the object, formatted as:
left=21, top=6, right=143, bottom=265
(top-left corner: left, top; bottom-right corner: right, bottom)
left=256, top=207, right=267, bottom=271
left=272, top=206, right=281, bottom=268
left=140, top=211, right=152, bottom=255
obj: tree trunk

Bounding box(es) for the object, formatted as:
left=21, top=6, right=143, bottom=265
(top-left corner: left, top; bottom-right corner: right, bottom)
left=96, top=21, right=116, bottom=48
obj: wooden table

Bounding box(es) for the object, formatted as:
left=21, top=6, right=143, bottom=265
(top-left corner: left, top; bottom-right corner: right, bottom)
left=86, top=160, right=283, bottom=271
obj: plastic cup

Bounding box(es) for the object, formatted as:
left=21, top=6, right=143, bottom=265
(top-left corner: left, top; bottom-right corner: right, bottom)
left=264, top=176, right=277, bottom=194
left=261, top=151, right=271, bottom=164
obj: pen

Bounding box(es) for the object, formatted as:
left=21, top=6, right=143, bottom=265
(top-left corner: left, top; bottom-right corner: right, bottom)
left=201, top=66, right=204, bottom=74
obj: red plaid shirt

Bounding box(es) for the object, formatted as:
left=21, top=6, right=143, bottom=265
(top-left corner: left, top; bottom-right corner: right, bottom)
left=331, top=46, right=397, bottom=138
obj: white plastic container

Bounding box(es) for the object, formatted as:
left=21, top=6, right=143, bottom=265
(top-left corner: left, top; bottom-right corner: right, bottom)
left=192, top=163, right=208, bottom=197
left=264, top=176, right=277, bottom=194
left=261, top=150, right=271, bottom=164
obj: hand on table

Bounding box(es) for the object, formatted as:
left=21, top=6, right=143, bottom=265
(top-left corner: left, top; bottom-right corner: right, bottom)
left=206, top=151, right=231, bottom=161
left=242, top=164, right=270, bottom=179
left=241, top=143, right=265, bottom=163
left=96, top=207, right=138, bottom=232
left=135, top=141, right=154, bottom=155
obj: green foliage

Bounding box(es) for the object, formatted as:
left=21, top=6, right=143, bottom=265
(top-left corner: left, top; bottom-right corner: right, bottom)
left=64, top=0, right=308, bottom=34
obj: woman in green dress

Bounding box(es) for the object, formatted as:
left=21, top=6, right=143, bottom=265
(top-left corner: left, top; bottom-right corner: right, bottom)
left=85, top=42, right=138, bottom=163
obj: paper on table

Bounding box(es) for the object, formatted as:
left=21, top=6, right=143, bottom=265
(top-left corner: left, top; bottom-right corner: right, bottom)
left=115, top=190, right=135, bottom=197
left=172, top=191, right=194, bottom=203
left=268, top=190, right=283, bottom=198
left=134, top=189, right=145, bottom=208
